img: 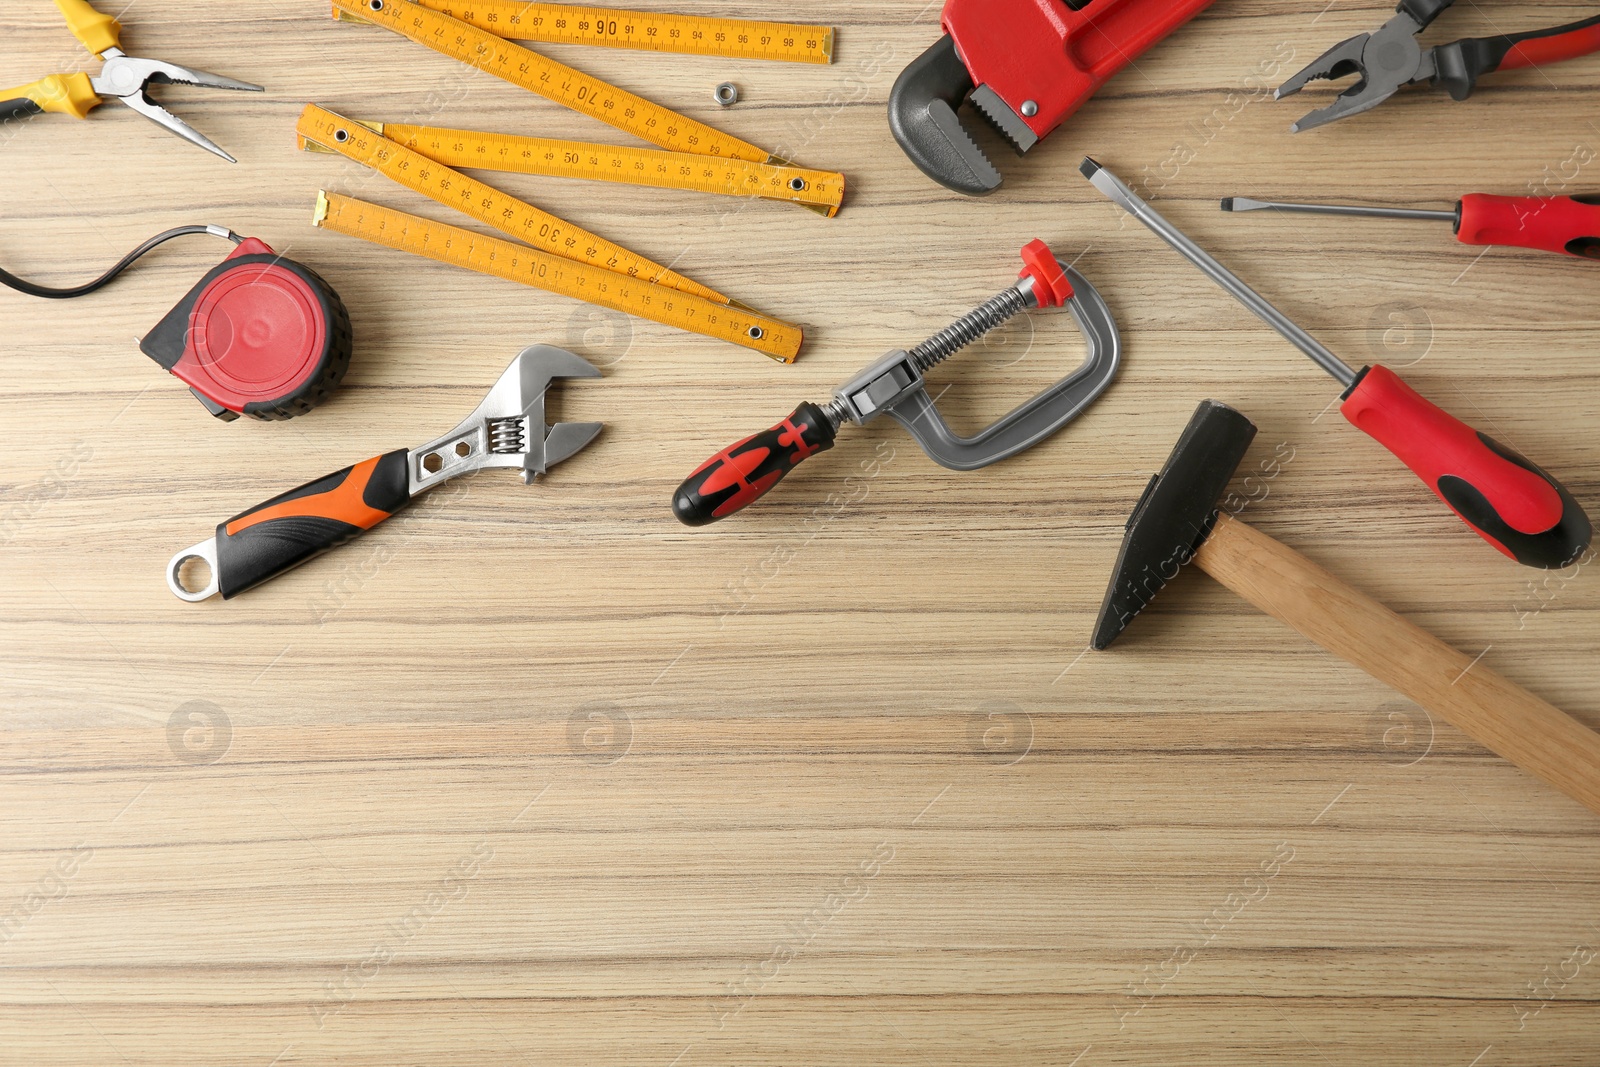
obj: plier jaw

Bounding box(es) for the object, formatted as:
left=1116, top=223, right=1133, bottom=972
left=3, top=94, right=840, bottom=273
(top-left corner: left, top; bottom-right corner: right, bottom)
left=1275, top=9, right=1433, bottom=132
left=1279, top=0, right=1600, bottom=131
left=90, top=50, right=264, bottom=163
left=0, top=0, right=262, bottom=162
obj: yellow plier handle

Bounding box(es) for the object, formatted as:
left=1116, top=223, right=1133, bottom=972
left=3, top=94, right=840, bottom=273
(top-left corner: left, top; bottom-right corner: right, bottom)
left=0, top=1, right=120, bottom=121
left=0, top=73, right=100, bottom=120
left=53, top=0, right=122, bottom=57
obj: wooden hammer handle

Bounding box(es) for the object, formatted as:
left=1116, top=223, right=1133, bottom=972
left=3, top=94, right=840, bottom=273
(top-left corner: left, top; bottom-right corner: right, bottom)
left=1195, top=513, right=1600, bottom=816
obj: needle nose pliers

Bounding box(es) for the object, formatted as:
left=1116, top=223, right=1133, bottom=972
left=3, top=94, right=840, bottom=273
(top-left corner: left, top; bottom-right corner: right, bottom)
left=0, top=0, right=263, bottom=162
left=1278, top=0, right=1600, bottom=131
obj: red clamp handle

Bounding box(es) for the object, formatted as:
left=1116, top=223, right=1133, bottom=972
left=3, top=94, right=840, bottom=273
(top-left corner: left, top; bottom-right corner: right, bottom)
left=1456, top=194, right=1600, bottom=259
left=672, top=404, right=838, bottom=526
left=1018, top=238, right=1073, bottom=306
left=1341, top=365, right=1591, bottom=568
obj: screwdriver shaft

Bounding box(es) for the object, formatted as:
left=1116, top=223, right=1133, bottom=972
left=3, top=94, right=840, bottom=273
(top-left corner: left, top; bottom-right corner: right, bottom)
left=1081, top=159, right=1359, bottom=388
left=1223, top=196, right=1457, bottom=223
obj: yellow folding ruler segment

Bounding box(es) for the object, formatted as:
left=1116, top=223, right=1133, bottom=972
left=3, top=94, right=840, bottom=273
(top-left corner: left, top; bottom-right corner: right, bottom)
left=298, top=105, right=725, bottom=301
left=310, top=118, right=845, bottom=216
left=314, top=192, right=802, bottom=361
left=336, top=0, right=834, bottom=64
left=330, top=0, right=774, bottom=163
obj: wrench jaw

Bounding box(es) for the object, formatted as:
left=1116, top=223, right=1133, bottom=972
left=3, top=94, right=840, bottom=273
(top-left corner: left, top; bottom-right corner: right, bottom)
left=407, top=345, right=603, bottom=495
left=969, top=85, right=1039, bottom=154
left=888, top=35, right=1004, bottom=197
left=882, top=267, right=1122, bottom=471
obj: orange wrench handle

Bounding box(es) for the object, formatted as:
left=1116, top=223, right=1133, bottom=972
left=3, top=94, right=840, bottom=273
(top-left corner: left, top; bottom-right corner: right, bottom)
left=215, top=450, right=412, bottom=597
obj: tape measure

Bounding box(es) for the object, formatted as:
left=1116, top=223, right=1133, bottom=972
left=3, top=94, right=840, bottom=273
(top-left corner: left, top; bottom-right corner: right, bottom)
left=140, top=238, right=353, bottom=421
left=310, top=119, right=846, bottom=216
left=332, top=0, right=774, bottom=162
left=337, top=0, right=835, bottom=64
left=314, top=192, right=803, bottom=362
left=297, top=106, right=725, bottom=301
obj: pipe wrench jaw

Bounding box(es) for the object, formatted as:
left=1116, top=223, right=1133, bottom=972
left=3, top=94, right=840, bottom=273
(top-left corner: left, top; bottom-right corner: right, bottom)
left=887, top=26, right=1060, bottom=197
left=409, top=345, right=603, bottom=494
left=889, top=0, right=1216, bottom=195
left=888, top=35, right=1001, bottom=197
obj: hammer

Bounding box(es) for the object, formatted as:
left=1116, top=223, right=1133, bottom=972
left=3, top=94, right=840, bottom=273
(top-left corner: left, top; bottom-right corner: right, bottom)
left=1093, top=400, right=1600, bottom=817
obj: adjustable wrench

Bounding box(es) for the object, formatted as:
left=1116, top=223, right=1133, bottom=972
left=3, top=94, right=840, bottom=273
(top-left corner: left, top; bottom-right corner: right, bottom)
left=167, top=346, right=603, bottom=601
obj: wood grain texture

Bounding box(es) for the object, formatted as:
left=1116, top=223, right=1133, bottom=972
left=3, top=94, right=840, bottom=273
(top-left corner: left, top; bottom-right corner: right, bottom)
left=1, top=1, right=1598, bottom=1064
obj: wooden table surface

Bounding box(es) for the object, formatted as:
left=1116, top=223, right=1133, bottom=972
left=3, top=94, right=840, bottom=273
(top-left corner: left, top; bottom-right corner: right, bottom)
left=4, top=1, right=1599, bottom=1063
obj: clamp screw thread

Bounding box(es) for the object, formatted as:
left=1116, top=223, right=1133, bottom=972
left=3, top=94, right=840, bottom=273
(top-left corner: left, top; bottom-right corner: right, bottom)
left=910, top=286, right=1031, bottom=372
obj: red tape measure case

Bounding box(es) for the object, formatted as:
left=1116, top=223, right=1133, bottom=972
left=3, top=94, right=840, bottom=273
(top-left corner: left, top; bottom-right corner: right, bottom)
left=139, top=238, right=353, bottom=421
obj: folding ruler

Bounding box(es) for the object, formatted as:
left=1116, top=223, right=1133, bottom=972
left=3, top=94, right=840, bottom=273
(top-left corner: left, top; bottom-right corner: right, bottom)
left=311, top=0, right=843, bottom=361
left=332, top=0, right=835, bottom=64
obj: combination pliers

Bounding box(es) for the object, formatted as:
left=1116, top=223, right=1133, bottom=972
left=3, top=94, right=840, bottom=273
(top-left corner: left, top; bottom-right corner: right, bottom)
left=1278, top=0, right=1600, bottom=131
left=0, top=0, right=262, bottom=162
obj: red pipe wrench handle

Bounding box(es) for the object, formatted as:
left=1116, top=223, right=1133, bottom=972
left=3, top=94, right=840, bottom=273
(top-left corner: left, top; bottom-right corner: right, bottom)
left=1341, top=366, right=1591, bottom=569
left=673, top=404, right=838, bottom=526
left=1455, top=194, right=1600, bottom=259
left=944, top=0, right=1217, bottom=145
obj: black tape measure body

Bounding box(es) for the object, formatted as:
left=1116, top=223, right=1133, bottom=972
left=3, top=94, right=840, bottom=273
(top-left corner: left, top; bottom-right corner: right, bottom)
left=139, top=237, right=353, bottom=421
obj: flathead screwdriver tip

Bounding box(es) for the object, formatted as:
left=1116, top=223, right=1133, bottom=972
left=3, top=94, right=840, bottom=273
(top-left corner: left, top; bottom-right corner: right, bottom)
left=1078, top=156, right=1101, bottom=179
left=1219, top=197, right=1234, bottom=212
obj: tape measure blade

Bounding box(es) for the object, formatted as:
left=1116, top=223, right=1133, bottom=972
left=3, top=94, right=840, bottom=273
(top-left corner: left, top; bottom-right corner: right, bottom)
left=415, top=0, right=834, bottom=64
left=331, top=0, right=775, bottom=164
left=298, top=105, right=730, bottom=304
left=381, top=123, right=845, bottom=214
left=314, top=193, right=801, bottom=362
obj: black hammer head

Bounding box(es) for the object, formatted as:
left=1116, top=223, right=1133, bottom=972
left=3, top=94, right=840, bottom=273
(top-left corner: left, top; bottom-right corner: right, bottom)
left=1091, top=401, right=1259, bottom=651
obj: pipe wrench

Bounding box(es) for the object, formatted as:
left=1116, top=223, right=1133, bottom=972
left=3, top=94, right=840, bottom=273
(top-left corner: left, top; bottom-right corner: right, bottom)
left=889, top=0, right=1216, bottom=195
left=167, top=346, right=602, bottom=601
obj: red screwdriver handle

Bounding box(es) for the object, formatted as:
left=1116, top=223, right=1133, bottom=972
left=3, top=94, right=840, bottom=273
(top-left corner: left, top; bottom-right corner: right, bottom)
left=1456, top=193, right=1600, bottom=258
left=672, top=404, right=838, bottom=526
left=1341, top=366, right=1592, bottom=568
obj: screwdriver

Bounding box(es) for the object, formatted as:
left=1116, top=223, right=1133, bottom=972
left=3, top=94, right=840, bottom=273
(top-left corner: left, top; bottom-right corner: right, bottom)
left=1081, top=157, right=1592, bottom=569
left=1222, top=193, right=1600, bottom=260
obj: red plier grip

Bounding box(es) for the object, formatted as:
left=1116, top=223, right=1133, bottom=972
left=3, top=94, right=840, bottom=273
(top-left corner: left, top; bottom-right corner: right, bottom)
left=1437, top=14, right=1600, bottom=99
left=1499, top=15, right=1600, bottom=70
